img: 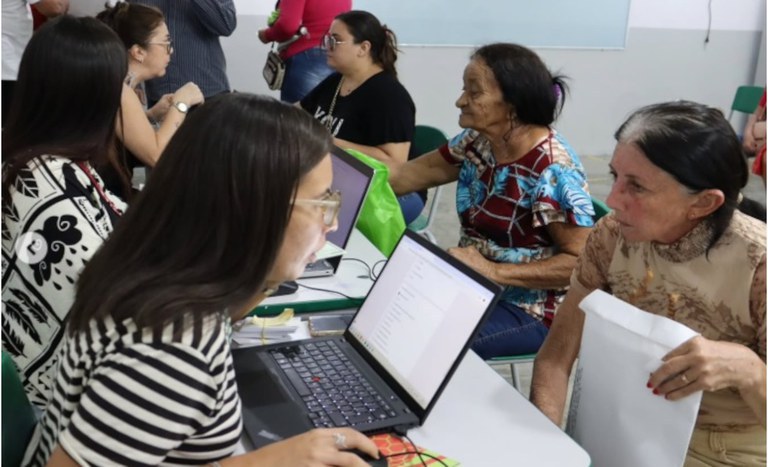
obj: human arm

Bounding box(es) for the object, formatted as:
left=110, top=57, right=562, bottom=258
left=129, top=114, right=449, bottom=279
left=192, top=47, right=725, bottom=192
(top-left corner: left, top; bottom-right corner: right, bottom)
left=448, top=222, right=592, bottom=289
left=190, top=0, right=237, bottom=37
left=529, top=286, right=588, bottom=425
left=260, top=0, right=306, bottom=43
left=116, top=82, right=203, bottom=166
left=648, top=255, right=767, bottom=426
left=46, top=428, right=379, bottom=467
left=32, top=0, right=68, bottom=17
left=389, top=149, right=460, bottom=195
left=145, top=94, right=174, bottom=123
left=335, top=138, right=410, bottom=169
left=743, top=92, right=767, bottom=155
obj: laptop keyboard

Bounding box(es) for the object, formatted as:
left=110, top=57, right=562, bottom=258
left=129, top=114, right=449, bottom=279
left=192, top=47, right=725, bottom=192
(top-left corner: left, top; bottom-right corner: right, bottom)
left=269, top=340, right=399, bottom=428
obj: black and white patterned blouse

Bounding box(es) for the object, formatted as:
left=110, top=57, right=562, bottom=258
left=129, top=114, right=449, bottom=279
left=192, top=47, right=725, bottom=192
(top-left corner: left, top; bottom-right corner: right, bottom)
left=2, top=156, right=126, bottom=408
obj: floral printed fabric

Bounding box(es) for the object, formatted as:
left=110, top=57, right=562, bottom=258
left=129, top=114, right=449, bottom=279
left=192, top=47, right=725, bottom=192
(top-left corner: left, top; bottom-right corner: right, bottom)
left=2, top=156, right=125, bottom=408
left=439, top=128, right=594, bottom=323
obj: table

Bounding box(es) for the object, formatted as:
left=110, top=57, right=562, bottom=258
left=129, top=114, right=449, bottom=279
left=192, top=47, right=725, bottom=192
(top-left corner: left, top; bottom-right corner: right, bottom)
left=252, top=230, right=386, bottom=316
left=235, top=346, right=590, bottom=465
left=409, top=351, right=591, bottom=466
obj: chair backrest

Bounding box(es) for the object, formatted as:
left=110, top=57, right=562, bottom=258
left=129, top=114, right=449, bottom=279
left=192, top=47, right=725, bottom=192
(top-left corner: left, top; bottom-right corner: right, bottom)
left=2, top=351, right=37, bottom=467
left=728, top=85, right=764, bottom=121
left=413, top=125, right=449, bottom=155
left=408, top=125, right=450, bottom=243
left=591, top=196, right=610, bottom=221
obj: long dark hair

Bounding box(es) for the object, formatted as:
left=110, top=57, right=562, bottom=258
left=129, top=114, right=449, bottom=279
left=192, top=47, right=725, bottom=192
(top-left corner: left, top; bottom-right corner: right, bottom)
left=68, top=94, right=332, bottom=333
left=472, top=43, right=568, bottom=126
left=2, top=15, right=126, bottom=204
left=615, top=100, right=752, bottom=250
left=96, top=2, right=164, bottom=50
left=336, top=10, right=399, bottom=78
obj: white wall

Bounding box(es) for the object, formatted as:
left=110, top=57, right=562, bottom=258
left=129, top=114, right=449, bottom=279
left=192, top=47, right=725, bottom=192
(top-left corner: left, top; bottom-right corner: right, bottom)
left=222, top=0, right=766, bottom=156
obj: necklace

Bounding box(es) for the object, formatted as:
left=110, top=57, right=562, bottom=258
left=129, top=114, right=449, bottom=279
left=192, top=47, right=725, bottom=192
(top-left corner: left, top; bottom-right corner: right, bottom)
left=325, top=77, right=343, bottom=132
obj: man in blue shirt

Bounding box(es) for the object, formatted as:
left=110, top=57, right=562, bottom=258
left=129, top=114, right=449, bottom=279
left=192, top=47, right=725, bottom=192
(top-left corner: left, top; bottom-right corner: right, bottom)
left=129, top=0, right=236, bottom=104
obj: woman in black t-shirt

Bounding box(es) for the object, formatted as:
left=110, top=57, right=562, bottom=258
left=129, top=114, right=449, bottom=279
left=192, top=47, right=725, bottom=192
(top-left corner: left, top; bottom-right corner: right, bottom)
left=300, top=10, right=424, bottom=224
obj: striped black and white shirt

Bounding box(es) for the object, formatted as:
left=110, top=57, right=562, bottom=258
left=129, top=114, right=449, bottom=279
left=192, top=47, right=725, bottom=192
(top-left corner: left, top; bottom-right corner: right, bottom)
left=24, top=312, right=242, bottom=466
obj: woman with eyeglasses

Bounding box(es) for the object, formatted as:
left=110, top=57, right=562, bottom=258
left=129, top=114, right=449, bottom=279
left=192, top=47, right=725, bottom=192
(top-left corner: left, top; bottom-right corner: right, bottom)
left=97, top=2, right=204, bottom=198
left=24, top=93, right=380, bottom=467
left=300, top=10, right=424, bottom=225
left=258, top=0, right=351, bottom=103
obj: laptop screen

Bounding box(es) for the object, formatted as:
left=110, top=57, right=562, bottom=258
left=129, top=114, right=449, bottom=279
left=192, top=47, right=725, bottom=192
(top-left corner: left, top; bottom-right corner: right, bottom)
left=327, top=147, right=373, bottom=248
left=347, top=232, right=498, bottom=410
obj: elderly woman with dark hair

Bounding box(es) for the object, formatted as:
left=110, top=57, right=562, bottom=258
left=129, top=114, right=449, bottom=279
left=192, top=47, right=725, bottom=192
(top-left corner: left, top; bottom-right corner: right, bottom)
left=531, top=101, right=766, bottom=465
left=390, top=43, right=594, bottom=359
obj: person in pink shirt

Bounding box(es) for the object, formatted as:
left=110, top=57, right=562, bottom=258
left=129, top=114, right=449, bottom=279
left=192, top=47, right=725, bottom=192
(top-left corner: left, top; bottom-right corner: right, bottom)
left=259, top=0, right=350, bottom=103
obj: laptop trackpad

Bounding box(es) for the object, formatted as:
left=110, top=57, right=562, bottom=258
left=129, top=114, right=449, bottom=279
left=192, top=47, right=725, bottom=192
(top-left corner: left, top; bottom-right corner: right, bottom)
left=236, top=354, right=312, bottom=447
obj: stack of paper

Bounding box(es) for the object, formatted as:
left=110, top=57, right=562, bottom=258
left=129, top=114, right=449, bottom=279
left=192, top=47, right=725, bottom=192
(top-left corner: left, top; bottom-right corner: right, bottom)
left=232, top=309, right=303, bottom=347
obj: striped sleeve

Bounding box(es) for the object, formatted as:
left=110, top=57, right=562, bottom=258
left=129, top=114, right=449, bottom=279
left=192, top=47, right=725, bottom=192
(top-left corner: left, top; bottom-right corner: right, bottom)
left=57, top=342, right=223, bottom=466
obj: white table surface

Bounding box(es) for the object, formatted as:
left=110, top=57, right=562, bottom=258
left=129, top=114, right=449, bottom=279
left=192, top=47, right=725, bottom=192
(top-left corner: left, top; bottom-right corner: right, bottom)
left=409, top=351, right=591, bottom=466
left=258, top=230, right=385, bottom=309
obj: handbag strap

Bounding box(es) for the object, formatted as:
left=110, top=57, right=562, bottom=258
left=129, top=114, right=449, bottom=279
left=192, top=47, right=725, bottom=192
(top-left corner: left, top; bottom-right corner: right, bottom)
left=75, top=161, right=122, bottom=217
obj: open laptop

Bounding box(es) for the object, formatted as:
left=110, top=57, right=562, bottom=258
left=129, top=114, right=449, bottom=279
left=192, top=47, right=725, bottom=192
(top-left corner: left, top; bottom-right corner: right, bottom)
left=232, top=230, right=502, bottom=447
left=300, top=145, right=374, bottom=279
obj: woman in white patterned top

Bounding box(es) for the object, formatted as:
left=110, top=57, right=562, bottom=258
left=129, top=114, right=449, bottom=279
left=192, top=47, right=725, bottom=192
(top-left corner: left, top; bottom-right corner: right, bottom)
left=2, top=15, right=127, bottom=410
left=26, top=94, right=380, bottom=466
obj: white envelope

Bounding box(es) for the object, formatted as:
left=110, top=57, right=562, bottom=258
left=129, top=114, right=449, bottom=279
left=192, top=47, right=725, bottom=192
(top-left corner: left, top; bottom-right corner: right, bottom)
left=566, top=290, right=702, bottom=467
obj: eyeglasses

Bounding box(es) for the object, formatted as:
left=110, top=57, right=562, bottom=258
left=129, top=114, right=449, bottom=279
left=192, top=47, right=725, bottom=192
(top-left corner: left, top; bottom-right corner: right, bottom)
left=321, top=34, right=348, bottom=51
left=147, top=40, right=173, bottom=54
left=293, top=190, right=342, bottom=227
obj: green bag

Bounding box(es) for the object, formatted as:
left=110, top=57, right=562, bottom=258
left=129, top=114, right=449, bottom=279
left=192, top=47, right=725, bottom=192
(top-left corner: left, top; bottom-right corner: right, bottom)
left=344, top=149, right=405, bottom=257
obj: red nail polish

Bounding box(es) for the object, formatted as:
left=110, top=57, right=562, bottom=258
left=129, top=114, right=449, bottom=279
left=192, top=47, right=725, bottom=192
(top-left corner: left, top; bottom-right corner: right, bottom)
left=646, top=381, right=652, bottom=388
left=653, top=389, right=660, bottom=395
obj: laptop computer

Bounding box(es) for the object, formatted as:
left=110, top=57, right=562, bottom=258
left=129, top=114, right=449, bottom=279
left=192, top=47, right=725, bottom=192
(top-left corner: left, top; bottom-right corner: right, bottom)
left=300, top=145, right=374, bottom=279
left=232, top=230, right=502, bottom=447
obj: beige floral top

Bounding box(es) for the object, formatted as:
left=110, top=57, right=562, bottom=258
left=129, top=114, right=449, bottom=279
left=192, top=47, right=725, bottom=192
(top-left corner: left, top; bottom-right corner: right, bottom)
left=571, top=211, right=766, bottom=430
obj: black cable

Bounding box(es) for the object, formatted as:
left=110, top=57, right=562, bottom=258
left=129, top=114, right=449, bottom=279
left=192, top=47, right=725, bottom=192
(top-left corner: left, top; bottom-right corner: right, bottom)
left=370, top=259, right=387, bottom=280
left=704, top=0, right=712, bottom=45
left=341, top=257, right=374, bottom=280
left=389, top=428, right=449, bottom=467
left=296, top=282, right=357, bottom=300
left=383, top=450, right=449, bottom=466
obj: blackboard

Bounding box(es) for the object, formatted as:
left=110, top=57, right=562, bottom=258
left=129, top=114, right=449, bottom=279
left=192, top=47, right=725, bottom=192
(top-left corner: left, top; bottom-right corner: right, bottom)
left=353, top=0, right=631, bottom=49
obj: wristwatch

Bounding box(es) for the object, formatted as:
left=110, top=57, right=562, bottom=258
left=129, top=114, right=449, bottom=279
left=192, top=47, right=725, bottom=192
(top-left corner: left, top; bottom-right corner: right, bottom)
left=173, top=101, right=189, bottom=114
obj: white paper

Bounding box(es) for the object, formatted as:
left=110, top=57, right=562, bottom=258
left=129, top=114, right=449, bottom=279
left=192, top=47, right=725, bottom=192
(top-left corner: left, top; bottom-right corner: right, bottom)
left=566, top=290, right=702, bottom=467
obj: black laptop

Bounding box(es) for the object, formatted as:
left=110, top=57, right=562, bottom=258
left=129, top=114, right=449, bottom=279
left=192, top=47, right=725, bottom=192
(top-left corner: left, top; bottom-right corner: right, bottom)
left=232, top=230, right=502, bottom=447
left=301, top=146, right=374, bottom=278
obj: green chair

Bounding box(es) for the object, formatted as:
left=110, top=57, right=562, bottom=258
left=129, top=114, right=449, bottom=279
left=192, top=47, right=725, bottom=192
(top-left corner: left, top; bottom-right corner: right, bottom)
left=487, top=197, right=610, bottom=392
left=2, top=351, right=38, bottom=467
left=728, top=85, right=764, bottom=122
left=407, top=125, right=450, bottom=243
left=591, top=196, right=610, bottom=220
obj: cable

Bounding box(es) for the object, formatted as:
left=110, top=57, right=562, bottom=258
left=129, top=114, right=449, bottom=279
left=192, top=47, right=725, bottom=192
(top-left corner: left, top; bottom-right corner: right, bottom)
left=704, top=0, right=712, bottom=45
left=370, top=259, right=387, bottom=280
left=389, top=428, right=448, bottom=467
left=341, top=257, right=374, bottom=280
left=383, top=450, right=448, bottom=466
left=341, top=257, right=388, bottom=281
left=296, top=282, right=357, bottom=300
